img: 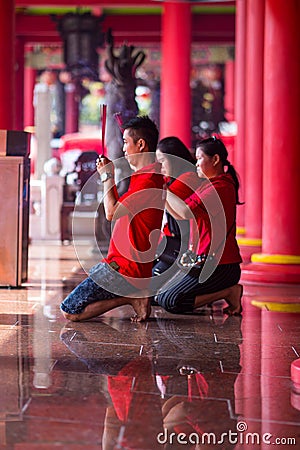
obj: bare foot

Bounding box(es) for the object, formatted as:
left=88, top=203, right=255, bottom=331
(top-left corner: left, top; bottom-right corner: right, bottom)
left=223, top=284, right=243, bottom=315
left=60, top=308, right=82, bottom=322
left=130, top=297, right=151, bottom=322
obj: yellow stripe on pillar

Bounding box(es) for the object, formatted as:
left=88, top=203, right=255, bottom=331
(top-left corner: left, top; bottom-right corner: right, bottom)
left=251, top=253, right=300, bottom=265
left=251, top=300, right=300, bottom=313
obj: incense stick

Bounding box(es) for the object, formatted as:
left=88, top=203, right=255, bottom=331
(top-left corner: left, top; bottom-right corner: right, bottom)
left=113, top=112, right=123, bottom=132
left=101, top=104, right=107, bottom=157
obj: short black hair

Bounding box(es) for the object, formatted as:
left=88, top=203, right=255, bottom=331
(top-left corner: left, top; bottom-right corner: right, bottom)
left=122, top=115, right=159, bottom=153
left=196, top=136, right=228, bottom=164
left=196, top=137, right=243, bottom=205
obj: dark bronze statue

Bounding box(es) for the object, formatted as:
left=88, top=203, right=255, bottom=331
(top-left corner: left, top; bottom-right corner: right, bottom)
left=104, top=30, right=146, bottom=193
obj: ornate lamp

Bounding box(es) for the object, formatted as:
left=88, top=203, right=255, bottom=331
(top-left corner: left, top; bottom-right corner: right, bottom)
left=53, top=11, right=105, bottom=81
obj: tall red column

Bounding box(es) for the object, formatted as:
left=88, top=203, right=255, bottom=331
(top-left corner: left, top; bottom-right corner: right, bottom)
left=244, top=0, right=264, bottom=241
left=224, top=59, right=235, bottom=123
left=24, top=47, right=36, bottom=130
left=65, top=83, right=79, bottom=134
left=243, top=0, right=300, bottom=283
left=262, top=0, right=300, bottom=256
left=222, top=60, right=235, bottom=174
left=160, top=2, right=191, bottom=148
left=0, top=0, right=15, bottom=129
left=234, top=0, right=247, bottom=234
left=15, top=37, right=25, bottom=131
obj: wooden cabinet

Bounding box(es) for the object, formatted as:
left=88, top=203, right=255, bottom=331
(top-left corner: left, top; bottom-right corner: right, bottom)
left=0, top=156, right=30, bottom=286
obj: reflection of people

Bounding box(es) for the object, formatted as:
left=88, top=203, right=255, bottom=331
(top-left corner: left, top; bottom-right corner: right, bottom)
left=155, top=137, right=243, bottom=315
left=103, top=357, right=164, bottom=450
left=60, top=116, right=164, bottom=322
left=153, top=137, right=199, bottom=276
left=60, top=323, right=164, bottom=450
left=60, top=311, right=242, bottom=450
left=155, top=315, right=242, bottom=450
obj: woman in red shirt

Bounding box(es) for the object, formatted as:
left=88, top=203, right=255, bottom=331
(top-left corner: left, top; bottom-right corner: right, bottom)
left=153, top=136, right=199, bottom=276
left=155, top=136, right=243, bottom=316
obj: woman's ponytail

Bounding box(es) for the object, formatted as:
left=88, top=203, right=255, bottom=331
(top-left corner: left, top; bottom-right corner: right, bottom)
left=226, top=162, right=244, bottom=205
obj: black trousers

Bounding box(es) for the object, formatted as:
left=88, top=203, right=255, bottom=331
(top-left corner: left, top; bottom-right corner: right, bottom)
left=155, top=263, right=241, bottom=314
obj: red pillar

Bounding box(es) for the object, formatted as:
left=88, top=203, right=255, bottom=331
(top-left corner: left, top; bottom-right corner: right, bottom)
left=244, top=0, right=264, bottom=241
left=160, top=2, right=191, bottom=148
left=243, top=0, right=300, bottom=283
left=15, top=37, right=25, bottom=131
left=262, top=0, right=300, bottom=256
left=24, top=46, right=37, bottom=130
left=224, top=59, right=235, bottom=123
left=0, top=0, right=15, bottom=129
left=65, top=83, right=79, bottom=134
left=222, top=59, right=236, bottom=173
left=234, top=0, right=247, bottom=234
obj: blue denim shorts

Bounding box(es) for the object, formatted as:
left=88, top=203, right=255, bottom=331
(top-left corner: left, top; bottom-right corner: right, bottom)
left=60, top=261, right=137, bottom=315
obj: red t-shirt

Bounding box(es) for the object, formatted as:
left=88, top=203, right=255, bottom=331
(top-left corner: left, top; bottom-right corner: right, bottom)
left=163, top=171, right=200, bottom=237
left=104, top=162, right=165, bottom=284
left=185, top=174, right=242, bottom=264
left=167, top=171, right=200, bottom=199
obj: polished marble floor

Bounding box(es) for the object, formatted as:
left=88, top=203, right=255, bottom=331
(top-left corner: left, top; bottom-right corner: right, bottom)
left=0, top=241, right=300, bottom=449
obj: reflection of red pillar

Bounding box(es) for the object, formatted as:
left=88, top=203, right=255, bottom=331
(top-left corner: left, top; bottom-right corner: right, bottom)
left=235, top=299, right=262, bottom=442
left=244, top=0, right=264, bottom=241
left=243, top=0, right=300, bottom=283
left=234, top=0, right=247, bottom=233
left=160, top=2, right=191, bottom=148
left=65, top=83, right=79, bottom=134
left=0, top=0, right=15, bottom=129
left=260, top=311, right=299, bottom=449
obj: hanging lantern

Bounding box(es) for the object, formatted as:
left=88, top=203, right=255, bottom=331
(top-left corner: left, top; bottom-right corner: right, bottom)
left=53, top=11, right=106, bottom=81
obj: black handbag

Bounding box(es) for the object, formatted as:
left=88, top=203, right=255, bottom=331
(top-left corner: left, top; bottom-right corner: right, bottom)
left=155, top=235, right=181, bottom=265
left=176, top=249, right=216, bottom=277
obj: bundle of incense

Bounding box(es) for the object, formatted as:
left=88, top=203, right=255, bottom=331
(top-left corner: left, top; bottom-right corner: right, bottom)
left=113, top=112, right=124, bottom=132
left=100, top=104, right=107, bottom=157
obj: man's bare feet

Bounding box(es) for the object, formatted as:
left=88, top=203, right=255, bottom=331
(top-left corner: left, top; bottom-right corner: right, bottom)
left=223, top=284, right=243, bottom=315
left=130, top=297, right=151, bottom=322
left=60, top=308, right=82, bottom=322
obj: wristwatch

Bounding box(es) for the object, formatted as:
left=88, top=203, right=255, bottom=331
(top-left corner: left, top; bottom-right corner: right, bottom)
left=100, top=172, right=113, bottom=183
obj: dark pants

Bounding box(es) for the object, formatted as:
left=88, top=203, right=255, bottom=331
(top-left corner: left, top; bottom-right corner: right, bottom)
left=155, top=263, right=241, bottom=314
left=60, top=262, right=138, bottom=315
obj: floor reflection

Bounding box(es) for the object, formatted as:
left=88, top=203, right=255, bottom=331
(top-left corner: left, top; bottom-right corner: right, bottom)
left=59, top=313, right=242, bottom=449
left=0, top=242, right=299, bottom=449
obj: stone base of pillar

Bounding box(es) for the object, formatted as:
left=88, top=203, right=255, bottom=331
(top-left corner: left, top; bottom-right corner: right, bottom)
left=238, top=244, right=261, bottom=264
left=238, top=242, right=262, bottom=264
left=241, top=262, right=300, bottom=284
left=236, top=226, right=246, bottom=237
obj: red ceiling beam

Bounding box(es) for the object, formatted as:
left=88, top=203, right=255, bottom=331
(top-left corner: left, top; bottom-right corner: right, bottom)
left=16, top=0, right=156, bottom=6
left=16, top=13, right=234, bottom=45
left=16, top=0, right=235, bottom=6
left=192, top=13, right=235, bottom=42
